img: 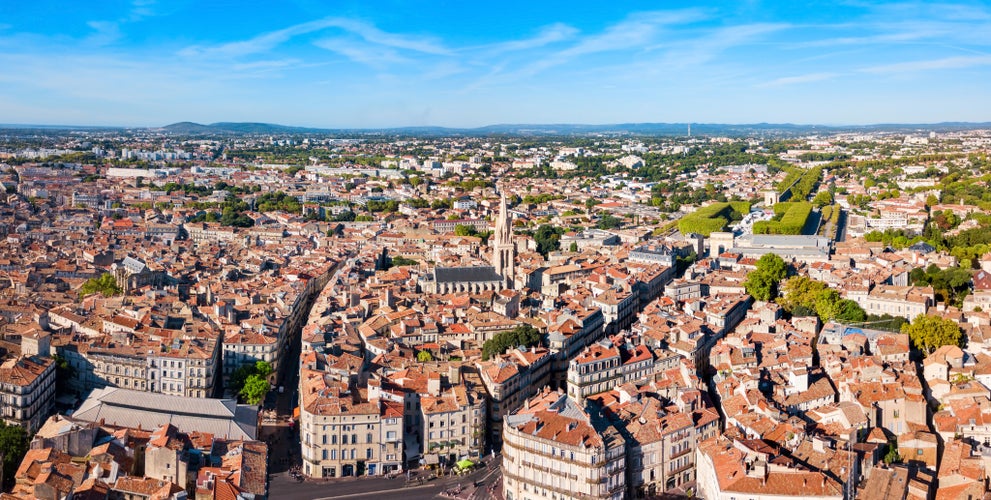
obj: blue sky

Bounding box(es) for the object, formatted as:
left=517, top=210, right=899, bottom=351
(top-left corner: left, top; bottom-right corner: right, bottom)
left=1, top=0, right=990, bottom=127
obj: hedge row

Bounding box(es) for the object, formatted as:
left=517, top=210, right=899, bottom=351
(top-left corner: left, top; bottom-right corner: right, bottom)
left=775, top=166, right=823, bottom=200
left=677, top=202, right=751, bottom=237
left=753, top=202, right=812, bottom=235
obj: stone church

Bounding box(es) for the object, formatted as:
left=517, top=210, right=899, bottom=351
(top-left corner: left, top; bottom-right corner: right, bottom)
left=422, top=191, right=516, bottom=294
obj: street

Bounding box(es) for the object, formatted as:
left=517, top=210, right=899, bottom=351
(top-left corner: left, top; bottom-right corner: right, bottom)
left=267, top=457, right=503, bottom=500
left=257, top=256, right=509, bottom=499
left=260, top=258, right=345, bottom=475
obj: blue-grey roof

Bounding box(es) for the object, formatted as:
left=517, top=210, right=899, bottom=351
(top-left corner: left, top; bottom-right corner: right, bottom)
left=121, top=256, right=147, bottom=274
left=72, top=387, right=258, bottom=440
left=434, top=266, right=502, bottom=283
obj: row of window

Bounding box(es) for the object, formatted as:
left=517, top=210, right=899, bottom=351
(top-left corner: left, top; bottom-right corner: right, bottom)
left=320, top=448, right=374, bottom=460
left=428, top=415, right=467, bottom=427
left=428, top=428, right=467, bottom=439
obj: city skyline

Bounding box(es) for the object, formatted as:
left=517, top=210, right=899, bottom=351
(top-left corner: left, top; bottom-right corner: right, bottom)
left=2, top=0, right=990, bottom=127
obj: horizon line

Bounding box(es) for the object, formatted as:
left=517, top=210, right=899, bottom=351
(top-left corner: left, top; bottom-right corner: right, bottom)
left=2, top=120, right=991, bottom=132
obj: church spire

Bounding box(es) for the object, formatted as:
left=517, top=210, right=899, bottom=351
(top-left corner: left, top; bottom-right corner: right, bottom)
left=493, top=188, right=516, bottom=288
left=496, top=190, right=512, bottom=246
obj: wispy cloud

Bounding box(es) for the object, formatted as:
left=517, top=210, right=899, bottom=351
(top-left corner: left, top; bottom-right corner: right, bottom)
left=313, top=38, right=409, bottom=68
left=651, top=22, right=790, bottom=69
left=478, top=23, right=578, bottom=54
left=2, top=2, right=990, bottom=126
left=86, top=21, right=122, bottom=45
left=508, top=9, right=709, bottom=79
left=230, top=59, right=303, bottom=73
left=84, top=0, right=161, bottom=45
left=757, top=72, right=839, bottom=88
left=183, top=17, right=450, bottom=59
left=126, top=0, right=158, bottom=22
left=793, top=31, right=929, bottom=48
left=862, top=55, right=991, bottom=74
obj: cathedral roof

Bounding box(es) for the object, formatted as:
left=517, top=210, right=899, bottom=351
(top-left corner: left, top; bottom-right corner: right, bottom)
left=434, top=266, right=502, bottom=283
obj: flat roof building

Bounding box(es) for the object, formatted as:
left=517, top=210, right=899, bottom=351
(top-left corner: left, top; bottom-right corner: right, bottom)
left=71, top=387, right=258, bottom=440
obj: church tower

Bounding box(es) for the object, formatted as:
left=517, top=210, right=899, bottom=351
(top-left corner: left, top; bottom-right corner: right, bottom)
left=492, top=190, right=516, bottom=288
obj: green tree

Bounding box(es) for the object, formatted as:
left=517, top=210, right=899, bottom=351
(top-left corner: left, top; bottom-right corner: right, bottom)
left=569, top=242, right=579, bottom=252
left=391, top=256, right=419, bottom=267
left=79, top=273, right=122, bottom=298
left=744, top=253, right=788, bottom=301
left=779, top=276, right=866, bottom=323
left=833, top=299, right=867, bottom=323
left=240, top=375, right=269, bottom=405
left=902, top=314, right=963, bottom=356
left=229, top=360, right=272, bottom=399
left=596, top=214, right=622, bottom=230
left=0, top=422, right=29, bottom=489
left=534, top=225, right=564, bottom=257
left=482, top=324, right=542, bottom=360
left=883, top=440, right=902, bottom=464
left=254, top=360, right=273, bottom=379
left=779, top=276, right=828, bottom=312
left=52, top=354, right=75, bottom=394
left=454, top=224, right=478, bottom=237
left=228, top=364, right=255, bottom=397
left=417, top=350, right=434, bottom=362
left=812, top=190, right=833, bottom=208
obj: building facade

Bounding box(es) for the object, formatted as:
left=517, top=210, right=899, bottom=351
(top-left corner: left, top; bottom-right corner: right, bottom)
left=0, top=355, right=56, bottom=433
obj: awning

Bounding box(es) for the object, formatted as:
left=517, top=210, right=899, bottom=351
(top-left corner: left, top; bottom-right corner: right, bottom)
left=293, top=407, right=300, bottom=419
left=456, top=459, right=474, bottom=469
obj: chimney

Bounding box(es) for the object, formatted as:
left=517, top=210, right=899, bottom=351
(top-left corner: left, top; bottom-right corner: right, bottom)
left=427, top=373, right=441, bottom=397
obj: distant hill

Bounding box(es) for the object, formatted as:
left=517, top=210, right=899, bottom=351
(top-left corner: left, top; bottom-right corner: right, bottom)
left=157, top=121, right=991, bottom=137
left=158, top=122, right=332, bottom=135
left=4, top=120, right=989, bottom=137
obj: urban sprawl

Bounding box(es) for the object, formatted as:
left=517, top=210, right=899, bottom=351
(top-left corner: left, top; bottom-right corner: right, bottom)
left=0, top=126, right=990, bottom=500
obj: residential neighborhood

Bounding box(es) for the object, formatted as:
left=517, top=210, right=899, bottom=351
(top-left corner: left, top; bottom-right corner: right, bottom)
left=0, top=126, right=991, bottom=500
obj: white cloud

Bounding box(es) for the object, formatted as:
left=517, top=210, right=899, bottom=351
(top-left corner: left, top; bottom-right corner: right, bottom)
left=313, top=38, right=409, bottom=68
left=757, top=72, right=839, bottom=88
left=183, top=17, right=450, bottom=59
left=478, top=23, right=578, bottom=54
left=85, top=21, right=122, bottom=45
left=862, top=55, right=991, bottom=74
left=509, top=9, right=710, bottom=79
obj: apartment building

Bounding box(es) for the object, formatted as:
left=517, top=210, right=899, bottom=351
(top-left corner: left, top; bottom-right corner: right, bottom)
left=849, top=285, right=934, bottom=321
left=477, top=346, right=553, bottom=448
left=502, top=389, right=626, bottom=500
left=420, top=382, right=487, bottom=465
left=0, top=355, right=55, bottom=433
left=566, top=341, right=621, bottom=402
left=299, top=370, right=404, bottom=478
left=57, top=333, right=221, bottom=399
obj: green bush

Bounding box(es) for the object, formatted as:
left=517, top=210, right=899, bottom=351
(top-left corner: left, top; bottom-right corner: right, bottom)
left=772, top=202, right=795, bottom=215
left=757, top=202, right=812, bottom=235
left=677, top=202, right=750, bottom=236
